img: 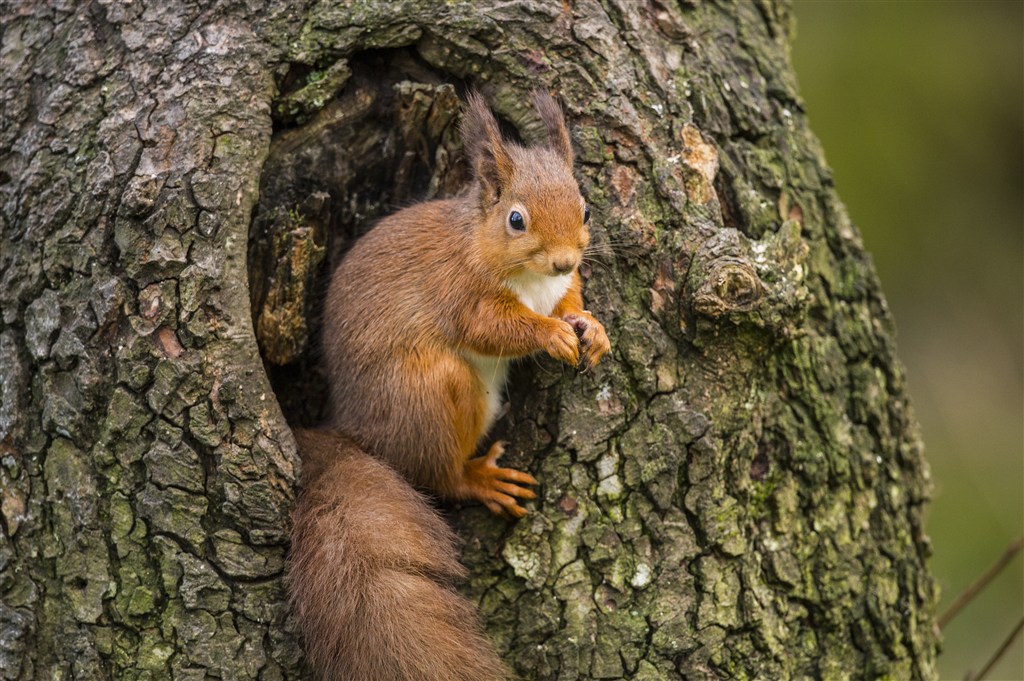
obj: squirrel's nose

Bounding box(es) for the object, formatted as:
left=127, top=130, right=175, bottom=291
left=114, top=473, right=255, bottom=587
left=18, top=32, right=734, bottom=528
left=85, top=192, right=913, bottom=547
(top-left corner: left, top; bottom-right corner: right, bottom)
left=551, top=257, right=577, bottom=275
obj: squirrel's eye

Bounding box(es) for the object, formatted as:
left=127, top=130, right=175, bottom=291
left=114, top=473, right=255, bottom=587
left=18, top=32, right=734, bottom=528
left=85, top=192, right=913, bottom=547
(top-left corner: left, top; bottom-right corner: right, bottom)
left=508, top=210, right=526, bottom=231
left=583, top=205, right=590, bottom=224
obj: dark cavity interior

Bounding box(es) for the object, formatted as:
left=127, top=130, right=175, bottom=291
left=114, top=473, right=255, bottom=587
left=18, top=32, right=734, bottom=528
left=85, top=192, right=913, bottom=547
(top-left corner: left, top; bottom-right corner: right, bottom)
left=248, top=49, right=471, bottom=426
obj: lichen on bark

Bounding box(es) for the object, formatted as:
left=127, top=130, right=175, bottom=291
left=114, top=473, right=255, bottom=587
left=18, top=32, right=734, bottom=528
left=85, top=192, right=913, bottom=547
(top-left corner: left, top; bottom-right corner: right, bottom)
left=1, top=1, right=937, bottom=680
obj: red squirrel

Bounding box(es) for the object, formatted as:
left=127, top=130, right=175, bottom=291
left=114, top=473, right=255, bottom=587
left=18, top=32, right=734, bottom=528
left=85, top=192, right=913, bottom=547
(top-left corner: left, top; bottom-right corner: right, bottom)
left=287, top=92, right=610, bottom=680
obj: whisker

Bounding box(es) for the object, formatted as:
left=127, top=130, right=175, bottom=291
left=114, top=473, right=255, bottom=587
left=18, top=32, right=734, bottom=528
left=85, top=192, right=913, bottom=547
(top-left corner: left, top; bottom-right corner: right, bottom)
left=584, top=242, right=635, bottom=256
left=581, top=251, right=620, bottom=265
left=580, top=258, right=614, bottom=274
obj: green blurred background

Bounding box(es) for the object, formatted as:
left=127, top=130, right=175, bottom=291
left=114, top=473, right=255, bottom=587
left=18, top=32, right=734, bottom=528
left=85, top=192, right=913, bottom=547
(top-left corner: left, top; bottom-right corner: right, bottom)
left=791, top=2, right=1023, bottom=679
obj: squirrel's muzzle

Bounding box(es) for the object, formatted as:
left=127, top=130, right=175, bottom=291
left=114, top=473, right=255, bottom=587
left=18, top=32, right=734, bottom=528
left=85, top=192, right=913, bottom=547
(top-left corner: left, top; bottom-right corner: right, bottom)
left=549, top=251, right=580, bottom=275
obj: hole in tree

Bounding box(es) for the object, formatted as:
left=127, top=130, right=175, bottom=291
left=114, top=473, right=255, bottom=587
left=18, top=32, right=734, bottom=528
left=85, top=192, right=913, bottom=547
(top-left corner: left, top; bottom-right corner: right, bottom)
left=248, top=49, right=472, bottom=426
left=249, top=49, right=558, bottom=469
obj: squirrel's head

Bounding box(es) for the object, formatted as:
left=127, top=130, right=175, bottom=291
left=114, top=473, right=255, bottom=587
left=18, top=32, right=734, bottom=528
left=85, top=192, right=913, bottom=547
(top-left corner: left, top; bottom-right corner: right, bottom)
left=462, top=91, right=590, bottom=279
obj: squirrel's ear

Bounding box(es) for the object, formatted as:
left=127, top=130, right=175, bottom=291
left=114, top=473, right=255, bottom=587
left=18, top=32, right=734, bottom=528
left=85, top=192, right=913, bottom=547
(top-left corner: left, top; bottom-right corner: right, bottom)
left=462, top=92, right=515, bottom=204
left=533, top=90, right=573, bottom=167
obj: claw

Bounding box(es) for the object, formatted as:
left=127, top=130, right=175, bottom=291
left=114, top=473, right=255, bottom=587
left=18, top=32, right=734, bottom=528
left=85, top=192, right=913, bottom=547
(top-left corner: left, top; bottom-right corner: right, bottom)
left=563, top=312, right=610, bottom=371
left=459, top=441, right=538, bottom=517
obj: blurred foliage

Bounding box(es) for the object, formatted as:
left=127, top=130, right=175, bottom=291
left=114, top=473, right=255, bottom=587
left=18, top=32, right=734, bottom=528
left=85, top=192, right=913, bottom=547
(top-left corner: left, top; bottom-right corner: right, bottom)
left=791, top=2, right=1023, bottom=679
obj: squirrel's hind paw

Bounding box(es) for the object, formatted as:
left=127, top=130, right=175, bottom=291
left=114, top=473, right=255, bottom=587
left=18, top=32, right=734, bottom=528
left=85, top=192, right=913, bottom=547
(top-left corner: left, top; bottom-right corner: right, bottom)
left=459, top=441, right=538, bottom=518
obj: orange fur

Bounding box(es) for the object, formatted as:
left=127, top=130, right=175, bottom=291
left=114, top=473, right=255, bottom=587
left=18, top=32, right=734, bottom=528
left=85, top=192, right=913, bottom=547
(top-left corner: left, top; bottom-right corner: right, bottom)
left=551, top=273, right=610, bottom=371
left=322, top=91, right=609, bottom=511
left=289, top=93, right=611, bottom=680
left=288, top=429, right=507, bottom=681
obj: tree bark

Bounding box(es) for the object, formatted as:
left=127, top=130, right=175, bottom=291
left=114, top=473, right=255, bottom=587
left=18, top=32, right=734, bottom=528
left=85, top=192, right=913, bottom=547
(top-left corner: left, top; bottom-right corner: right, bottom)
left=0, top=1, right=938, bottom=680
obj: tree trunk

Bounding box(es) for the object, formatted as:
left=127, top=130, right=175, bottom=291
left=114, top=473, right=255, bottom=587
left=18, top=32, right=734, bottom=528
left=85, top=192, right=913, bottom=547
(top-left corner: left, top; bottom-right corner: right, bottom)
left=0, top=1, right=938, bottom=679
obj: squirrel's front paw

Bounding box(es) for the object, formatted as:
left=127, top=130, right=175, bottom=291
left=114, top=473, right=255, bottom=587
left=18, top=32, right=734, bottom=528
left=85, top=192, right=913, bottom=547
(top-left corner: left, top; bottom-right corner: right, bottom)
left=543, top=319, right=580, bottom=366
left=564, top=312, right=611, bottom=370
left=458, top=442, right=538, bottom=518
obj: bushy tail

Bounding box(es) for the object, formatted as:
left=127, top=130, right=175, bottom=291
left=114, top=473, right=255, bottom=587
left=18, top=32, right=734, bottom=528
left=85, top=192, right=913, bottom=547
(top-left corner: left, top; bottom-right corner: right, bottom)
left=287, top=429, right=509, bottom=681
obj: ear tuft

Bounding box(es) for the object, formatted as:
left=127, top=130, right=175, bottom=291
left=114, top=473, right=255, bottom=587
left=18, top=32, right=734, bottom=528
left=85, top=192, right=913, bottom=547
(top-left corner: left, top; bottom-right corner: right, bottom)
left=533, top=90, right=573, bottom=166
left=461, top=92, right=514, bottom=205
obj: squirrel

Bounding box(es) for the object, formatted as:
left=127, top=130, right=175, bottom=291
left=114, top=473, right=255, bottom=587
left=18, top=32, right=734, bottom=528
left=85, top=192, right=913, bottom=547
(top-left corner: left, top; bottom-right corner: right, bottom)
left=286, top=92, right=611, bottom=681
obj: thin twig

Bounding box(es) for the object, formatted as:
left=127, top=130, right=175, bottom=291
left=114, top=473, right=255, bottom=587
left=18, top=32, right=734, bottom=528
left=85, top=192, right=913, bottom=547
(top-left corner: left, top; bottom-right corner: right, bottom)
left=940, top=536, right=1024, bottom=629
left=964, top=616, right=1024, bottom=681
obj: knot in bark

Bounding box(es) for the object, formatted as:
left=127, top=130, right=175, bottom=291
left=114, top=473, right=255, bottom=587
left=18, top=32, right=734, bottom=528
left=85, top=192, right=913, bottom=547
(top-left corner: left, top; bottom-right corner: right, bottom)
left=693, top=256, right=763, bottom=317
left=686, top=222, right=809, bottom=336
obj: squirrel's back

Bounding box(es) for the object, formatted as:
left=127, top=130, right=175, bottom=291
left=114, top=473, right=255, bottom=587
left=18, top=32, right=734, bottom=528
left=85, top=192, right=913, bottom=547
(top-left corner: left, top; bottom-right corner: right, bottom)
left=324, top=197, right=484, bottom=352
left=320, top=197, right=496, bottom=489
left=288, top=429, right=507, bottom=681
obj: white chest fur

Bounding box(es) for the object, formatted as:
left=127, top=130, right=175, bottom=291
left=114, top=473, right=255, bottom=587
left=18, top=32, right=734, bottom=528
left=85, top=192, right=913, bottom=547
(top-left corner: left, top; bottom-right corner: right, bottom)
left=464, top=272, right=573, bottom=433
left=464, top=351, right=509, bottom=433
left=505, top=271, right=574, bottom=316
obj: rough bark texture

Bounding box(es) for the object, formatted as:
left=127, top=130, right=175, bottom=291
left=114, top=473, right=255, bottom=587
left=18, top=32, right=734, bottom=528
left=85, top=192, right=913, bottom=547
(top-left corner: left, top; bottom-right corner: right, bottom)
left=0, top=1, right=938, bottom=680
